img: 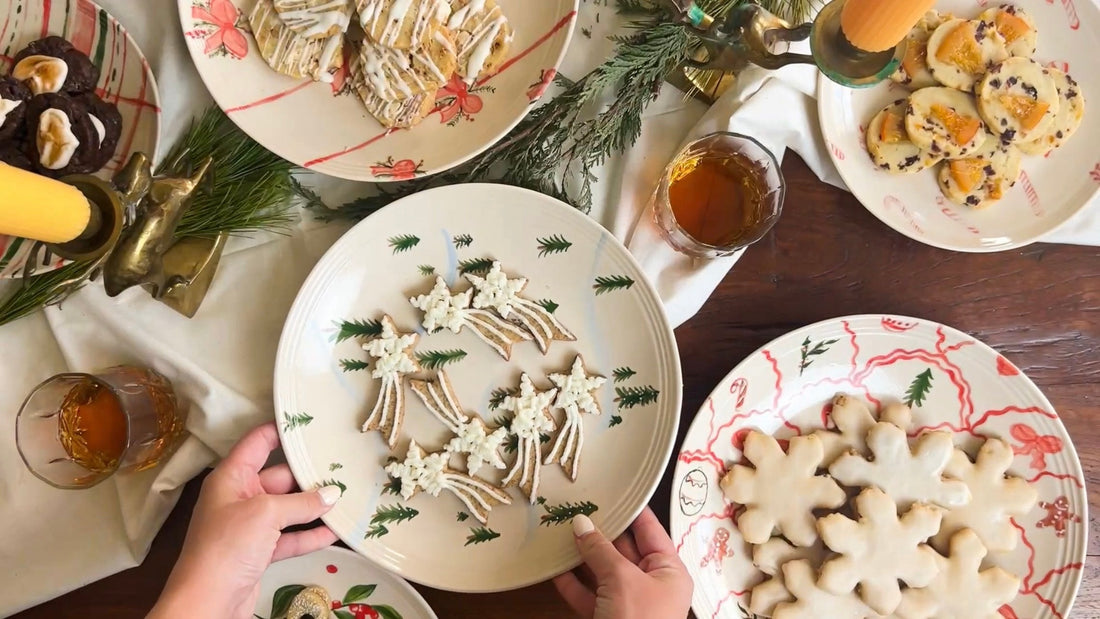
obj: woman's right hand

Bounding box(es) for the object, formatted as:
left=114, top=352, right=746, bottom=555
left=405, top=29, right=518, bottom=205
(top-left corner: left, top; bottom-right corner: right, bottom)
left=553, top=508, right=693, bottom=619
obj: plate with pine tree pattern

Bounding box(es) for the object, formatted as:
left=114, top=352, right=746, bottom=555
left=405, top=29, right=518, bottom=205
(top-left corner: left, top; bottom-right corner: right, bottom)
left=274, top=184, right=681, bottom=592
left=671, top=315, right=1086, bottom=619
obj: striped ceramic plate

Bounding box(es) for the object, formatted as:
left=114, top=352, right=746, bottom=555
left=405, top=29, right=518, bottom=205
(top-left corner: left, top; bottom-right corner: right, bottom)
left=0, top=0, right=160, bottom=278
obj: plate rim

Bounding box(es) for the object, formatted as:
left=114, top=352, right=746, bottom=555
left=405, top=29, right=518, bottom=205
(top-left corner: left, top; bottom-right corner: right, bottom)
left=273, top=182, right=684, bottom=592
left=177, top=0, right=580, bottom=182
left=816, top=72, right=1100, bottom=253
left=669, top=312, right=1089, bottom=618
left=256, top=545, right=439, bottom=619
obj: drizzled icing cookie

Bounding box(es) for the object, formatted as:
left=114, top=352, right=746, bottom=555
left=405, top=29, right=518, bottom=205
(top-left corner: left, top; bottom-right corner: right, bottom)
left=359, top=315, right=420, bottom=449
left=408, top=371, right=508, bottom=476
left=386, top=440, right=511, bottom=524
left=544, top=355, right=606, bottom=481
left=273, top=0, right=354, bottom=39
left=356, top=33, right=456, bottom=102
left=409, top=276, right=531, bottom=360
left=466, top=262, right=575, bottom=354
left=250, top=0, right=346, bottom=83
left=356, top=0, right=451, bottom=51
left=447, top=0, right=513, bottom=83
left=498, top=374, right=557, bottom=503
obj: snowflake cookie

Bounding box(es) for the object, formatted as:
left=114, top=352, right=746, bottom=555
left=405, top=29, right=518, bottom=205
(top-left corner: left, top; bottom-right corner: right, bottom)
left=932, top=437, right=1038, bottom=553
left=385, top=440, right=511, bottom=524
left=409, top=276, right=531, bottom=360
left=812, top=394, right=913, bottom=466
left=748, top=571, right=794, bottom=617
left=465, top=261, right=575, bottom=354
left=895, top=528, right=1021, bottom=619
left=408, top=371, right=508, bottom=476
left=544, top=355, right=607, bottom=481
left=360, top=315, right=420, bottom=450
left=753, top=536, right=828, bottom=577
left=498, top=373, right=557, bottom=503
left=829, top=421, right=972, bottom=509
left=720, top=431, right=846, bottom=546
left=817, top=487, right=943, bottom=615
left=772, top=559, right=880, bottom=619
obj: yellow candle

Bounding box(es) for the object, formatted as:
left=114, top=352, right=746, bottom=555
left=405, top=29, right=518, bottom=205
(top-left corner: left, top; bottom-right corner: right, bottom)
left=0, top=163, right=92, bottom=244
left=841, top=0, right=937, bottom=52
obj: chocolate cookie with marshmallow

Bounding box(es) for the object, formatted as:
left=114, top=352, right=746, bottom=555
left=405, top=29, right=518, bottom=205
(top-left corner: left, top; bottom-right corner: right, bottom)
left=0, top=77, right=32, bottom=142
left=12, top=36, right=100, bottom=96
left=75, top=93, right=122, bottom=170
left=22, top=93, right=101, bottom=177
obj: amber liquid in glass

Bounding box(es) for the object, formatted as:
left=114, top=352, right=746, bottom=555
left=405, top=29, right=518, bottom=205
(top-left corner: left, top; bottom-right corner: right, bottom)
left=667, top=152, right=770, bottom=248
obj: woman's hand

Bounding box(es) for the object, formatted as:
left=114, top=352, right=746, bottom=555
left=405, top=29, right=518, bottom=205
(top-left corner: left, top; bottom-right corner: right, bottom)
left=149, top=422, right=340, bottom=619
left=553, top=507, right=694, bottom=619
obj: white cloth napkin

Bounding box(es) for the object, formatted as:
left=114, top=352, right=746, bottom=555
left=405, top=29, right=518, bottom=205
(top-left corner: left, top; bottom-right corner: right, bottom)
left=3, top=2, right=1100, bottom=615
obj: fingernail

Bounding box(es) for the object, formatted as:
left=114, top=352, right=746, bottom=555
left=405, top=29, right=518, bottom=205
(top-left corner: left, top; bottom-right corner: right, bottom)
left=572, top=514, right=595, bottom=537
left=318, top=485, right=342, bottom=506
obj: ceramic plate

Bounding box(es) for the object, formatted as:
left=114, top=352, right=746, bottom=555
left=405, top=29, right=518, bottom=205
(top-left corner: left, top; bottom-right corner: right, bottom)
left=179, top=0, right=576, bottom=182
left=0, top=0, right=160, bottom=279
left=670, top=315, right=1087, bottom=619
left=819, top=0, right=1100, bottom=252
left=254, top=546, right=437, bottom=619
left=274, top=183, right=681, bottom=592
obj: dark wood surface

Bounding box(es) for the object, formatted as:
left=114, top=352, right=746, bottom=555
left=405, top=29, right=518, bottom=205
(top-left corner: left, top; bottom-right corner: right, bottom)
left=15, top=155, right=1099, bottom=618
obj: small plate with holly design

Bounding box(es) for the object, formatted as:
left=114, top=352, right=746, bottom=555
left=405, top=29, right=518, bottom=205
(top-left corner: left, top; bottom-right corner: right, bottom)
left=670, top=314, right=1086, bottom=619
left=253, top=546, right=436, bottom=619
left=274, top=183, right=681, bottom=592
left=178, top=0, right=576, bottom=182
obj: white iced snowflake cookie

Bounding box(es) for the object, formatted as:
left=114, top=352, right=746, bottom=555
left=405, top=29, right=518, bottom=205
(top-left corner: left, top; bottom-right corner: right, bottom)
left=360, top=315, right=420, bottom=450
left=812, top=394, right=912, bottom=466
left=829, top=421, right=971, bottom=509
left=753, top=536, right=828, bottom=576
left=817, top=487, right=943, bottom=615
left=385, top=440, right=511, bottom=524
left=498, top=374, right=557, bottom=502
left=408, top=371, right=508, bottom=476
left=409, top=276, right=531, bottom=359
left=772, top=559, right=880, bottom=619
left=720, top=431, right=846, bottom=546
left=895, top=528, right=1021, bottom=619
left=544, top=355, right=606, bottom=481
left=933, top=437, right=1038, bottom=553
left=748, top=572, right=794, bottom=617
left=465, top=262, right=575, bottom=354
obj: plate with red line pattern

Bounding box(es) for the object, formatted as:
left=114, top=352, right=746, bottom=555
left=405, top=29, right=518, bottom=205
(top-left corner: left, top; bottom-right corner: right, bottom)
left=0, top=0, right=161, bottom=278
left=179, top=0, right=577, bottom=182
left=670, top=314, right=1087, bottom=619
left=818, top=0, right=1100, bottom=253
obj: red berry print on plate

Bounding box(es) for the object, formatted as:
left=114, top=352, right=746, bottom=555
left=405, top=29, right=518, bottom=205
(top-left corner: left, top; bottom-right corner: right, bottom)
left=1010, top=424, right=1062, bottom=471
left=189, top=0, right=249, bottom=59
left=1036, top=496, right=1082, bottom=538
left=326, top=564, right=338, bottom=573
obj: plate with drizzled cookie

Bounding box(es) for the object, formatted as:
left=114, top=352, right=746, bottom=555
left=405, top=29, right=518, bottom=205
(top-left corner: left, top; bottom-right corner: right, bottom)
left=180, top=0, right=577, bottom=181
left=273, top=183, right=681, bottom=591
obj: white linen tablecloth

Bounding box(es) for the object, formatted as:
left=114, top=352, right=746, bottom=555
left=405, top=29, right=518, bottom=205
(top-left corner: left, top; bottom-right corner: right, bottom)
left=2, top=1, right=1099, bottom=615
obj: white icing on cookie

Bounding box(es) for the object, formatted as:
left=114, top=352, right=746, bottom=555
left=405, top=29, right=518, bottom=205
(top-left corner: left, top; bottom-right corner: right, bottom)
left=409, top=276, right=531, bottom=359
left=0, top=98, right=22, bottom=127
left=274, top=0, right=352, bottom=38
left=13, top=55, right=69, bottom=95
left=359, top=316, right=419, bottom=450
left=36, top=109, right=80, bottom=170
left=447, top=418, right=508, bottom=476
left=363, top=319, right=418, bottom=379
left=545, top=356, right=606, bottom=480
left=499, top=374, right=556, bottom=502
left=466, top=262, right=575, bottom=353
left=385, top=440, right=510, bottom=524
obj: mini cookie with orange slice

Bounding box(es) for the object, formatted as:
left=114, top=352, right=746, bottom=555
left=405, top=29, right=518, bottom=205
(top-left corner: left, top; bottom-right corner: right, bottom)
left=905, top=87, right=986, bottom=159
left=926, top=18, right=1009, bottom=93
left=866, top=99, right=943, bottom=173
left=937, top=134, right=1022, bottom=209
left=976, top=57, right=1059, bottom=145
left=979, top=4, right=1038, bottom=58
left=890, top=10, right=953, bottom=91
left=1017, top=69, right=1086, bottom=156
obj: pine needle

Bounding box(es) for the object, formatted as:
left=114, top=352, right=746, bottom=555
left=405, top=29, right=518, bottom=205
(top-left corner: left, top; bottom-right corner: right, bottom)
left=0, top=259, right=99, bottom=327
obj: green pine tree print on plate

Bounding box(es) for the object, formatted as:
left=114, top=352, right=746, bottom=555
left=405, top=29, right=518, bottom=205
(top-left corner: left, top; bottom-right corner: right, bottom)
left=905, top=368, right=934, bottom=406
left=799, top=336, right=839, bottom=375
left=388, top=235, right=420, bottom=254
left=417, top=264, right=436, bottom=276
left=615, top=386, right=660, bottom=409
left=536, top=234, right=572, bottom=257
left=593, top=275, right=634, bottom=295
left=535, top=298, right=559, bottom=314
left=282, top=412, right=314, bottom=431
left=612, top=367, right=636, bottom=383
left=414, top=349, right=467, bottom=370
left=335, top=318, right=382, bottom=343
left=540, top=501, right=599, bottom=526
left=318, top=479, right=347, bottom=494
left=457, top=511, right=470, bottom=522
left=453, top=234, right=473, bottom=248
left=465, top=527, right=501, bottom=545
left=340, top=359, right=371, bottom=372
left=609, top=414, right=623, bottom=427
left=457, top=257, right=494, bottom=275
left=329, top=462, right=343, bottom=471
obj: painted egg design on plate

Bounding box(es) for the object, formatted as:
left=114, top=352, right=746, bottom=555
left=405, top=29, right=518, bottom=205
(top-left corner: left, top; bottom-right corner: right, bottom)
left=679, top=468, right=708, bottom=516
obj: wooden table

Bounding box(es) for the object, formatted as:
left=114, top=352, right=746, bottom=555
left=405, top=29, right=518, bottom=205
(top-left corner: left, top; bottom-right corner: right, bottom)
left=16, top=156, right=1099, bottom=618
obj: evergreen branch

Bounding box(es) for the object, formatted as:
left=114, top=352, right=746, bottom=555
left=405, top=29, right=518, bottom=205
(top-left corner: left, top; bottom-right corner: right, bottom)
left=905, top=369, right=935, bottom=407
left=364, top=524, right=389, bottom=539
left=418, top=264, right=436, bottom=276
left=453, top=234, right=474, bottom=248
left=371, top=504, right=419, bottom=525
left=388, top=234, right=420, bottom=254
left=615, top=385, right=660, bottom=409
left=458, top=257, right=495, bottom=276
left=613, top=367, right=637, bottom=382
left=336, top=318, right=383, bottom=342
left=0, top=258, right=99, bottom=327
left=415, top=349, right=467, bottom=370
left=540, top=501, right=599, bottom=526
left=465, top=527, right=501, bottom=545
left=594, top=275, right=635, bottom=295
left=282, top=412, right=314, bottom=431
left=537, top=234, right=573, bottom=256
left=340, top=359, right=371, bottom=372
left=798, top=336, right=839, bottom=375
left=535, top=299, right=559, bottom=314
